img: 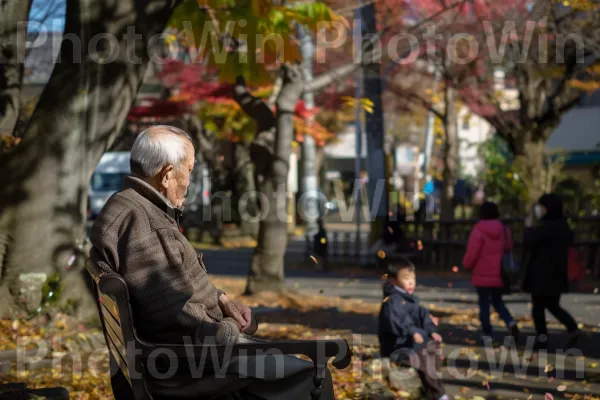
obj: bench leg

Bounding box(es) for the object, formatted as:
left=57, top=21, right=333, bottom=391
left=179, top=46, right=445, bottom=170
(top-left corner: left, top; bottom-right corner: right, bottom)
left=310, top=365, right=328, bottom=400
left=310, top=376, right=323, bottom=400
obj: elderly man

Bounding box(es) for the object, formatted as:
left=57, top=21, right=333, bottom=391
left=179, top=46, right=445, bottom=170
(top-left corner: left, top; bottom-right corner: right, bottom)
left=90, top=126, right=335, bottom=400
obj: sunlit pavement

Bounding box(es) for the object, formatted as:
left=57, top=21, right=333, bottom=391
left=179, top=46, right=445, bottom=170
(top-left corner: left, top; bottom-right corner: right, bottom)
left=199, top=243, right=600, bottom=399
left=200, top=242, right=600, bottom=328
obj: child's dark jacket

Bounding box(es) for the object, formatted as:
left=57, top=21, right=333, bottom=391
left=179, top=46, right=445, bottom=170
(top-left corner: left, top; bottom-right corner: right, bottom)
left=378, top=282, right=437, bottom=358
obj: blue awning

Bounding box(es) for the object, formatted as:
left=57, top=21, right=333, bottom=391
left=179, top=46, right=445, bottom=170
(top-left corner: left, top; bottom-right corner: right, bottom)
left=564, top=151, right=600, bottom=166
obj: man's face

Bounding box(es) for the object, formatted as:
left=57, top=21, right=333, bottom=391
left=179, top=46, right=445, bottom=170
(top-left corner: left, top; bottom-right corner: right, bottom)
left=166, top=141, right=195, bottom=208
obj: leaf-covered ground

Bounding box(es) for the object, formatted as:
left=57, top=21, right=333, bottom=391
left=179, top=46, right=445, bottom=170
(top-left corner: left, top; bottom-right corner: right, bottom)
left=2, top=277, right=600, bottom=399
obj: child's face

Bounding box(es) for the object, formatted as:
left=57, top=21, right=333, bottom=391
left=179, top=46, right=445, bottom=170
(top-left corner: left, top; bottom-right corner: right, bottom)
left=392, top=270, right=416, bottom=295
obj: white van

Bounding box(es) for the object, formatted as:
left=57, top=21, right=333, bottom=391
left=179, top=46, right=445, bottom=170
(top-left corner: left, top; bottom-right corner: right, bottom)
left=88, top=151, right=131, bottom=219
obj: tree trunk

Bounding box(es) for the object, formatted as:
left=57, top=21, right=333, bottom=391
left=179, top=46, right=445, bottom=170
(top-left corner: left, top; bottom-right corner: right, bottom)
left=0, top=0, right=178, bottom=319
left=0, top=0, right=33, bottom=136
left=234, top=65, right=304, bottom=294
left=233, top=141, right=259, bottom=238
left=246, top=177, right=288, bottom=292
left=440, top=84, right=458, bottom=221
left=513, top=136, right=564, bottom=211
left=188, top=117, right=231, bottom=243
left=495, top=123, right=564, bottom=211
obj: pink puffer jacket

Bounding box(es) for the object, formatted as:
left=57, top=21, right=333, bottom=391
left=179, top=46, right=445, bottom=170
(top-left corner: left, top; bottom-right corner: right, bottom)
left=462, top=220, right=512, bottom=288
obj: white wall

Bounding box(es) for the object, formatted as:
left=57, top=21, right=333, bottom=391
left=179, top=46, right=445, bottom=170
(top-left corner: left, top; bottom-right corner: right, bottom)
left=457, top=107, right=492, bottom=178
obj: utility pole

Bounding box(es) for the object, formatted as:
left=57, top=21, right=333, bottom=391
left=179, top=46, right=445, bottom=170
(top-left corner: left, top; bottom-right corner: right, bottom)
left=297, top=23, right=320, bottom=255
left=353, top=7, right=363, bottom=254
left=360, top=2, right=388, bottom=240
left=422, top=67, right=440, bottom=178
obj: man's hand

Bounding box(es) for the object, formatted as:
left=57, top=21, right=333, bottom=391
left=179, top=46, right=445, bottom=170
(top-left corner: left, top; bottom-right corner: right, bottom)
left=431, top=332, right=443, bottom=343
left=430, top=316, right=440, bottom=326
left=413, top=332, right=424, bottom=344
left=219, top=293, right=252, bottom=331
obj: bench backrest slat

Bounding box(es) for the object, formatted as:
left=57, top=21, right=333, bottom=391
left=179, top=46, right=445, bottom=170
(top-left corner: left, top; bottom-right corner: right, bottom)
left=107, top=339, right=132, bottom=385
left=99, top=302, right=126, bottom=348
left=102, top=309, right=128, bottom=361
left=99, top=293, right=120, bottom=322
left=86, top=259, right=152, bottom=400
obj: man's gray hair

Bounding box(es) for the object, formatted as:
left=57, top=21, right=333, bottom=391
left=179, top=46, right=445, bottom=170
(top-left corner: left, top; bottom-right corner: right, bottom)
left=130, top=125, right=193, bottom=178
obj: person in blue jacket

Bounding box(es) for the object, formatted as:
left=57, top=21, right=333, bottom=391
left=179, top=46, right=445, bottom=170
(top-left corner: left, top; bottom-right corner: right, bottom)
left=378, top=258, right=448, bottom=400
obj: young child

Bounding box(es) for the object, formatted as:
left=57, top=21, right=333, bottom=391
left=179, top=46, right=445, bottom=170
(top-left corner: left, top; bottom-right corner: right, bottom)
left=378, top=259, right=448, bottom=400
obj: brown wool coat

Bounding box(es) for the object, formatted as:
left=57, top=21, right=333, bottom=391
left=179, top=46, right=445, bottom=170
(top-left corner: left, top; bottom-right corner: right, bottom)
left=89, top=176, right=240, bottom=345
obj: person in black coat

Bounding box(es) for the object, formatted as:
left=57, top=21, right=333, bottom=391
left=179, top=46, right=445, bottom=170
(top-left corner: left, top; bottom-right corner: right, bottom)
left=378, top=259, right=448, bottom=400
left=313, top=218, right=329, bottom=270
left=522, top=193, right=581, bottom=350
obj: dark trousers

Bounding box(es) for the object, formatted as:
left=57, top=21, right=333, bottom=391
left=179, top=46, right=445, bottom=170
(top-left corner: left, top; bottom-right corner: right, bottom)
left=398, top=341, right=445, bottom=400
left=531, top=295, right=578, bottom=335
left=109, top=353, right=335, bottom=400
left=476, top=287, right=514, bottom=334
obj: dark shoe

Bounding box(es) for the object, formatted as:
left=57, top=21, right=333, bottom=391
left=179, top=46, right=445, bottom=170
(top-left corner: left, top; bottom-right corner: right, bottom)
left=509, top=322, right=520, bottom=343
left=533, top=335, right=548, bottom=351
left=480, top=332, right=494, bottom=347
left=566, top=329, right=582, bottom=349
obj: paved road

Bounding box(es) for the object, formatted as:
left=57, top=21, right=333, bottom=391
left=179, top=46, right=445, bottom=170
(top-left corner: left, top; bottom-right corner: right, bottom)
left=200, top=242, right=600, bottom=399
left=201, top=239, right=600, bottom=328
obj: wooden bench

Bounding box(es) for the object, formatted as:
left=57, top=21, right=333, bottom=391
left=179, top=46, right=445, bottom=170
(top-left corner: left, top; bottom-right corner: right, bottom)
left=86, top=260, right=352, bottom=400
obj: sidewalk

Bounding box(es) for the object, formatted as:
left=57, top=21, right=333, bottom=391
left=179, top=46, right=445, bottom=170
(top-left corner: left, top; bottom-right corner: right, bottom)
left=211, top=275, right=600, bottom=400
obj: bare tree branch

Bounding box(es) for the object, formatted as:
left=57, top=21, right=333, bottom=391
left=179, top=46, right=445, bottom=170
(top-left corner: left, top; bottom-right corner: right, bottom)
left=386, top=80, right=445, bottom=121
left=267, top=75, right=282, bottom=107
left=304, top=62, right=361, bottom=94
left=189, top=115, right=214, bottom=156
left=306, top=0, right=469, bottom=95
left=232, top=76, right=275, bottom=131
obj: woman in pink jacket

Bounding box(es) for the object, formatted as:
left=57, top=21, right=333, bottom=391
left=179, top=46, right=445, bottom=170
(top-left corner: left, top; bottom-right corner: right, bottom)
left=463, top=202, right=519, bottom=340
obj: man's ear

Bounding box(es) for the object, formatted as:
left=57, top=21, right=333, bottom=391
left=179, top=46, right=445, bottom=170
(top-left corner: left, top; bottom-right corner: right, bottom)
left=159, top=164, right=174, bottom=189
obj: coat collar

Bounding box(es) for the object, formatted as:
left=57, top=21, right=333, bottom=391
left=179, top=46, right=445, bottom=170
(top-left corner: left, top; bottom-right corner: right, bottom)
left=122, top=176, right=183, bottom=221
left=390, top=286, right=418, bottom=304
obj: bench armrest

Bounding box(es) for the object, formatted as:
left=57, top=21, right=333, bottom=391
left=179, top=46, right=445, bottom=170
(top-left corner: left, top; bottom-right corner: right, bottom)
left=138, top=338, right=352, bottom=370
